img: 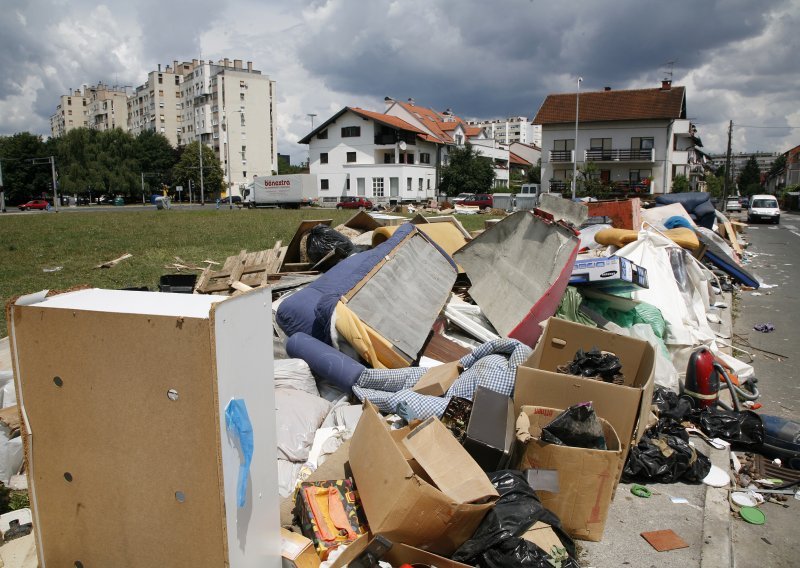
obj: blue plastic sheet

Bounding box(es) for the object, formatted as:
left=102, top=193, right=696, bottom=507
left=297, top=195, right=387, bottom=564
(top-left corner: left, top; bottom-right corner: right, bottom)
left=225, top=399, right=254, bottom=508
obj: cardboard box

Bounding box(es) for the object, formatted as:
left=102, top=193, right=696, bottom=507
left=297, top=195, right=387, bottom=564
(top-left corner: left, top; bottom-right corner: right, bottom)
left=349, top=402, right=497, bottom=556
left=280, top=528, right=320, bottom=568
left=516, top=406, right=623, bottom=541
left=463, top=386, right=515, bottom=472
left=412, top=361, right=462, bottom=396
left=9, top=288, right=281, bottom=567
left=329, top=534, right=472, bottom=568
left=514, top=317, right=656, bottom=458
left=569, top=255, right=649, bottom=292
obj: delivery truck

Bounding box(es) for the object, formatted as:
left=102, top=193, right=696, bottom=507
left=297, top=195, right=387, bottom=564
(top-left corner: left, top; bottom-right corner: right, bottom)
left=242, top=174, right=318, bottom=208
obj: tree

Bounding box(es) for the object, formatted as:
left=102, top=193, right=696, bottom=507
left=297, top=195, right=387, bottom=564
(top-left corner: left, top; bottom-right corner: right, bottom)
left=135, top=130, right=178, bottom=183
left=439, top=143, right=495, bottom=196
left=671, top=174, right=690, bottom=193
left=172, top=141, right=224, bottom=197
left=704, top=173, right=724, bottom=199
left=526, top=158, right=541, bottom=184
left=737, top=156, right=761, bottom=195
left=0, top=132, right=51, bottom=203
left=277, top=155, right=308, bottom=174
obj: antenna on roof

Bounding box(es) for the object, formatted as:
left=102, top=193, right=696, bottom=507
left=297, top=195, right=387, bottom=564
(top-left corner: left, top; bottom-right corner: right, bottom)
left=662, top=59, right=676, bottom=82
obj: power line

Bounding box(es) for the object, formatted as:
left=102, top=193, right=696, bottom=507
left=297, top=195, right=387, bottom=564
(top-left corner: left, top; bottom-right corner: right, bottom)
left=735, top=124, right=800, bottom=129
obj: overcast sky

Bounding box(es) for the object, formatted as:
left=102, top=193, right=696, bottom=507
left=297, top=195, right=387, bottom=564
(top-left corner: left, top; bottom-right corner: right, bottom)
left=1, top=0, right=798, bottom=161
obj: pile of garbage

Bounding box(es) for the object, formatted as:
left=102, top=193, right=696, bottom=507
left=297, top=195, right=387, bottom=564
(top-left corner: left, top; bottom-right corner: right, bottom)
left=5, top=191, right=798, bottom=567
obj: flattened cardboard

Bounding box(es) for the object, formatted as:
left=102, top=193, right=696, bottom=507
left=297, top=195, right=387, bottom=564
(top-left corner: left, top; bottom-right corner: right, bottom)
left=412, top=361, right=462, bottom=396
left=402, top=417, right=498, bottom=505
left=348, top=403, right=495, bottom=556
left=514, top=317, right=655, bottom=458
left=641, top=529, right=689, bottom=552
left=522, top=522, right=565, bottom=557
left=516, top=406, right=623, bottom=542
left=329, top=535, right=472, bottom=568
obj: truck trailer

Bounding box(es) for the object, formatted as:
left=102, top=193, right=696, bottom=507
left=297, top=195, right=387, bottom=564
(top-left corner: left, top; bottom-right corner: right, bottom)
left=243, top=174, right=318, bottom=208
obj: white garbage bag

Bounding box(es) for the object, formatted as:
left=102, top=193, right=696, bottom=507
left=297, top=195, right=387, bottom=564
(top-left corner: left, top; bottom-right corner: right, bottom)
left=0, top=436, right=23, bottom=485
left=274, top=359, right=319, bottom=397
left=274, top=389, right=332, bottom=463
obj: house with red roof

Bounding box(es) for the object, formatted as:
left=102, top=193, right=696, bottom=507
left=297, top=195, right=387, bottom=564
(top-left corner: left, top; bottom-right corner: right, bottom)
left=533, top=80, right=702, bottom=195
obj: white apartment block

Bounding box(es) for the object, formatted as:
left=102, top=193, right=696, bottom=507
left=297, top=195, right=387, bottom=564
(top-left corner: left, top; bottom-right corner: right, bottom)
left=535, top=82, right=699, bottom=195
left=466, top=117, right=541, bottom=148
left=50, top=90, right=89, bottom=138
left=128, top=64, right=185, bottom=146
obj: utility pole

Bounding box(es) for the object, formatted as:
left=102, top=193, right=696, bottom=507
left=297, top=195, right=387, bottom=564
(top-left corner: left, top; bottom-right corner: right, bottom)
left=199, top=136, right=205, bottom=205
left=50, top=156, right=59, bottom=212
left=572, top=77, right=583, bottom=199
left=0, top=160, right=5, bottom=213
left=722, top=120, right=733, bottom=210
left=141, top=172, right=146, bottom=204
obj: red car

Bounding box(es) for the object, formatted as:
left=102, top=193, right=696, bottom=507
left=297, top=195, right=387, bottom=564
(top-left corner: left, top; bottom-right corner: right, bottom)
left=461, top=194, right=493, bottom=208
left=18, top=199, right=50, bottom=211
left=336, top=196, right=373, bottom=210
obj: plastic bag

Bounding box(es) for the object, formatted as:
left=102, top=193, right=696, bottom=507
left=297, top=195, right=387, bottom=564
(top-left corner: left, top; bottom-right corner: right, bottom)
left=305, top=225, right=355, bottom=263
left=558, top=347, right=622, bottom=383
left=452, top=470, right=577, bottom=567
left=692, top=409, right=764, bottom=450
left=540, top=402, right=607, bottom=450
left=651, top=386, right=693, bottom=421
left=622, top=418, right=711, bottom=484
left=482, top=538, right=579, bottom=568
left=0, top=435, right=23, bottom=485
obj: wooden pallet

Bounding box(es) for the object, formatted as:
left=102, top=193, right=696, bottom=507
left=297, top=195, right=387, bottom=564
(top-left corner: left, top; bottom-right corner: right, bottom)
left=195, top=242, right=289, bottom=295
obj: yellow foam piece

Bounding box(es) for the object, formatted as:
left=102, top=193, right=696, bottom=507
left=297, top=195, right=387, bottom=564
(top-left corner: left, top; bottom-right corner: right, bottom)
left=334, top=301, right=409, bottom=369
left=373, top=222, right=468, bottom=259
left=594, top=227, right=700, bottom=251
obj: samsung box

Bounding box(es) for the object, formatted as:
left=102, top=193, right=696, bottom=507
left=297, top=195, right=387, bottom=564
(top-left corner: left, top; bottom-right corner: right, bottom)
left=514, top=317, right=656, bottom=459
left=569, top=255, right=648, bottom=292
left=516, top=406, right=623, bottom=541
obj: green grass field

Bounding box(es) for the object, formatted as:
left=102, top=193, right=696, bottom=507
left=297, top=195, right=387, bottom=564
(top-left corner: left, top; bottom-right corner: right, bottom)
left=0, top=207, right=495, bottom=336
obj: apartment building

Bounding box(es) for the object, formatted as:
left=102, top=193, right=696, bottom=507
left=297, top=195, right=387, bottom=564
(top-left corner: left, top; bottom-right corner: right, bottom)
left=708, top=151, right=779, bottom=181
left=534, top=81, right=699, bottom=195
left=50, top=90, right=89, bottom=138
left=466, top=116, right=541, bottom=147
left=128, top=64, right=185, bottom=146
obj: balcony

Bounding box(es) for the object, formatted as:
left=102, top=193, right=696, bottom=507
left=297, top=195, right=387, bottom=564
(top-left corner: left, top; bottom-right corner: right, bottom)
left=549, top=150, right=574, bottom=163
left=584, top=148, right=654, bottom=162
left=549, top=181, right=570, bottom=192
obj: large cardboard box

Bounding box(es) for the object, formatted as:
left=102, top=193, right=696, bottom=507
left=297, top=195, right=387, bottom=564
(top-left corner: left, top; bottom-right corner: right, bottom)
left=569, top=255, right=649, bottom=292
left=516, top=406, right=623, bottom=542
left=514, top=317, right=656, bottom=458
left=280, top=528, right=320, bottom=568
left=329, top=534, right=472, bottom=568
left=9, top=288, right=280, bottom=567
left=349, top=402, right=497, bottom=556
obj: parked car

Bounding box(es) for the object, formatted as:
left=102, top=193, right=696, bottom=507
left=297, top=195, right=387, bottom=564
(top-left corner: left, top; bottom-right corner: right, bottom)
left=748, top=194, right=781, bottom=224
left=452, top=193, right=475, bottom=204
left=740, top=196, right=750, bottom=208
left=725, top=197, right=742, bottom=212
left=336, top=196, right=373, bottom=210
left=18, top=199, right=49, bottom=211
left=462, top=193, right=494, bottom=209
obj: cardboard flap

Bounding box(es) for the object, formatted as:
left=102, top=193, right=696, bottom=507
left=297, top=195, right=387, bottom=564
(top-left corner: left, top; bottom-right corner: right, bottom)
left=412, top=361, right=462, bottom=396
left=402, top=418, right=498, bottom=504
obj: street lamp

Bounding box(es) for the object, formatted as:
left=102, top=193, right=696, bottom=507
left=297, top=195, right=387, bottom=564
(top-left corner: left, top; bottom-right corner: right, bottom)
left=572, top=76, right=583, bottom=200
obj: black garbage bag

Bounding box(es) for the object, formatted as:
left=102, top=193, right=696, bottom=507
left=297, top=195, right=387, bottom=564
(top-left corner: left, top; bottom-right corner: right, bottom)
left=452, top=470, right=576, bottom=567
left=481, top=537, right=580, bottom=568
left=651, top=386, right=693, bottom=421
left=560, top=347, right=622, bottom=382
left=540, top=402, right=607, bottom=450
left=622, top=418, right=711, bottom=484
left=305, top=225, right=355, bottom=263
left=692, top=408, right=764, bottom=450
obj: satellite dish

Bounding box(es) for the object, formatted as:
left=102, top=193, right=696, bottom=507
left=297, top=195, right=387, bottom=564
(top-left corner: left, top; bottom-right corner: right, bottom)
left=398, top=141, right=407, bottom=151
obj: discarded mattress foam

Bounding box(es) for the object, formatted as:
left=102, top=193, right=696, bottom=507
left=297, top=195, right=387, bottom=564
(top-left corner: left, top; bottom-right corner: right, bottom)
left=277, top=223, right=458, bottom=366
left=453, top=211, right=580, bottom=347
left=594, top=227, right=700, bottom=251
left=372, top=222, right=469, bottom=271
left=286, top=332, right=366, bottom=392
left=352, top=338, right=531, bottom=420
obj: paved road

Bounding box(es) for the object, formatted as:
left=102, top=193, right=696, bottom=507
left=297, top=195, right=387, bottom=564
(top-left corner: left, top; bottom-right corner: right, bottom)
left=730, top=212, right=800, bottom=568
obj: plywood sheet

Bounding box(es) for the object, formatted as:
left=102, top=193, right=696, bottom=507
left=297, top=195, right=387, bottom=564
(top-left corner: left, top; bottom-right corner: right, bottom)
left=11, top=305, right=226, bottom=567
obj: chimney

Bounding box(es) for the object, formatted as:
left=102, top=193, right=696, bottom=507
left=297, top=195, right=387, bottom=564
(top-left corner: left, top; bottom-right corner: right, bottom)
left=661, top=79, right=672, bottom=90
left=604, top=86, right=611, bottom=91
left=234, top=59, right=243, bottom=69
left=247, top=61, right=253, bottom=71
left=158, top=63, right=161, bottom=72
left=384, top=96, right=394, bottom=110
left=192, top=59, right=198, bottom=67
left=224, top=58, right=230, bottom=68
left=407, top=97, right=415, bottom=105
left=174, top=60, right=179, bottom=71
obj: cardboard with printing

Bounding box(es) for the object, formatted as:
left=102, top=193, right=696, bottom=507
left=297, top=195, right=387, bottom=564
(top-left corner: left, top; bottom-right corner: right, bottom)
left=348, top=402, right=497, bottom=556
left=516, top=406, right=623, bottom=542
left=514, top=317, right=655, bottom=458
left=412, top=361, right=462, bottom=396
left=280, top=528, right=320, bottom=568
left=569, top=255, right=649, bottom=292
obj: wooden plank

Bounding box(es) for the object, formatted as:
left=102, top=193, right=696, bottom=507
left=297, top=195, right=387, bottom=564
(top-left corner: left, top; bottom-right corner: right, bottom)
left=226, top=250, right=248, bottom=286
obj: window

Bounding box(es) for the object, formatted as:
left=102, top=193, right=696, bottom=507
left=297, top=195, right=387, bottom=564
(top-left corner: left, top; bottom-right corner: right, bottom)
left=419, top=178, right=423, bottom=191
left=346, top=177, right=350, bottom=190
left=427, top=179, right=431, bottom=190
left=243, top=171, right=247, bottom=178
left=346, top=151, right=357, bottom=163
left=320, top=152, right=328, bottom=164
left=317, top=129, right=328, bottom=139
left=553, top=139, right=575, bottom=151
left=159, top=90, right=164, bottom=96
left=341, top=126, right=361, bottom=138
left=455, top=134, right=464, bottom=144
left=158, top=75, right=163, bottom=84
left=407, top=178, right=412, bottom=192
left=67, top=98, right=72, bottom=106
left=631, top=137, right=654, bottom=149
left=320, top=179, right=329, bottom=190
left=373, top=177, right=384, bottom=197
left=384, top=153, right=395, bottom=164
left=406, top=154, right=414, bottom=164
left=420, top=152, right=431, bottom=164
left=240, top=93, right=245, bottom=101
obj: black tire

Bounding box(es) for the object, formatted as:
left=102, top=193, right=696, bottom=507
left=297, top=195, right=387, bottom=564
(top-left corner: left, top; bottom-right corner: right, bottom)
left=774, top=216, right=780, bottom=225
left=336, top=205, right=342, bottom=210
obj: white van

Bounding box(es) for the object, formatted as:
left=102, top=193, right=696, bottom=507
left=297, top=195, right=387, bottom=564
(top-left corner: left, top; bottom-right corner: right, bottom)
left=747, top=194, right=781, bottom=224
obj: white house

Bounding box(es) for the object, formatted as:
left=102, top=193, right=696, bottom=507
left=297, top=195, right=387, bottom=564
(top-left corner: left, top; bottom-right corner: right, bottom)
left=534, top=81, right=700, bottom=195
left=299, top=107, right=441, bottom=206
